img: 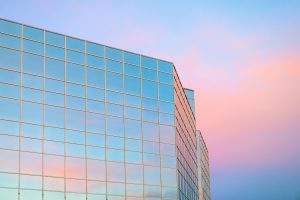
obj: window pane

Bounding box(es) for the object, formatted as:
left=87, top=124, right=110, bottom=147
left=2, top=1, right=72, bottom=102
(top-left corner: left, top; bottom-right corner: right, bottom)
left=66, top=37, right=84, bottom=52
left=143, top=141, right=159, bottom=154
left=106, top=47, right=122, bottom=61
left=0, top=97, right=19, bottom=121
left=106, top=90, right=123, bottom=104
left=160, top=125, right=175, bottom=144
left=66, top=96, right=85, bottom=110
left=22, top=87, right=43, bottom=103
left=142, top=80, right=157, bottom=99
left=86, top=112, right=105, bottom=134
left=45, top=92, right=64, bottom=106
left=142, top=98, right=158, bottom=111
left=0, top=47, right=20, bottom=71
left=22, top=73, right=43, bottom=89
left=143, top=109, right=158, bottom=123
left=0, top=69, right=20, bottom=84
left=87, top=159, right=106, bottom=181
left=87, top=87, right=104, bottom=101
left=23, top=52, right=44, bottom=75
left=21, top=137, right=42, bottom=153
left=44, top=191, right=64, bottom=200
left=87, top=133, right=105, bottom=147
left=161, top=156, right=176, bottom=168
left=162, top=187, right=177, bottom=199
left=158, top=71, right=173, bottom=84
left=160, top=143, right=175, bottom=156
left=66, top=157, right=86, bottom=178
left=107, top=182, right=125, bottom=196
left=107, top=148, right=124, bottom=162
left=124, top=94, right=140, bottom=108
left=159, top=83, right=174, bottom=102
left=124, top=63, right=140, bottom=77
left=124, top=76, right=140, bottom=95
left=0, top=83, right=19, bottom=99
left=124, top=51, right=139, bottom=65
left=66, top=50, right=84, bottom=64
left=87, top=68, right=104, bottom=88
left=20, top=189, right=42, bottom=200
left=45, top=31, right=65, bottom=47
left=126, top=164, right=143, bottom=184
left=87, top=99, right=104, bottom=113
left=144, top=153, right=160, bottom=166
left=0, top=135, right=18, bottom=150
left=107, top=162, right=125, bottom=182
left=86, top=42, right=104, bottom=57
left=44, top=176, right=64, bottom=191
left=141, top=56, right=156, bottom=69
left=87, top=180, right=106, bottom=194
left=66, top=83, right=85, bottom=97
left=158, top=60, right=173, bottom=74
left=66, top=179, right=86, bottom=193
left=87, top=54, right=104, bottom=69
left=87, top=146, right=105, bottom=160
left=0, top=149, right=19, bottom=173
left=66, top=129, right=85, bottom=145
left=21, top=123, right=42, bottom=139
left=44, top=154, right=64, bottom=177
left=106, top=72, right=122, bottom=92
left=125, top=119, right=141, bottom=139
left=106, top=103, right=123, bottom=117
left=125, top=106, right=141, bottom=120
left=143, top=122, right=159, bottom=142
left=23, top=26, right=43, bottom=42
left=44, top=126, right=64, bottom=142
left=125, top=138, right=142, bottom=152
left=66, top=143, right=85, bottom=158
left=23, top=39, right=43, bottom=55
left=106, top=135, right=124, bottom=149
left=159, top=101, right=174, bottom=114
left=161, top=168, right=176, bottom=186
left=106, top=116, right=123, bottom=137
left=45, top=44, right=64, bottom=60
left=144, top=166, right=161, bottom=185
left=66, top=62, right=85, bottom=84
left=45, top=78, right=64, bottom=93
left=0, top=19, right=21, bottom=36
left=44, top=105, right=64, bottom=127
left=106, top=59, right=122, bottom=73
left=0, top=188, right=18, bottom=200
left=0, top=120, right=19, bottom=136
left=66, top=109, right=85, bottom=131
left=0, top=33, right=21, bottom=49
left=126, top=151, right=142, bottom=164
left=22, top=102, right=42, bottom=124
left=142, top=67, right=156, bottom=81
left=20, top=175, right=42, bottom=189
left=44, top=140, right=64, bottom=155
left=20, top=152, right=42, bottom=175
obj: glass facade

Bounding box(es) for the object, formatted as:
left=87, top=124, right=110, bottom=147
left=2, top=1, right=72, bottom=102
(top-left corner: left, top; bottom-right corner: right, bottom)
left=0, top=18, right=208, bottom=200
left=196, top=131, right=211, bottom=200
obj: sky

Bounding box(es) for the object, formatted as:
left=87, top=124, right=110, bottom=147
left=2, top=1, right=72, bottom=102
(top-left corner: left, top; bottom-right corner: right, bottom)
left=1, top=0, right=300, bottom=199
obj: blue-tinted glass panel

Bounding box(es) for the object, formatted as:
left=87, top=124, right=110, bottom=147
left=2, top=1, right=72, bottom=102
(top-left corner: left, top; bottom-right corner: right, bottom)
left=21, top=137, right=42, bottom=153
left=66, top=96, right=85, bottom=110
left=141, top=56, right=156, bottom=69
left=66, top=63, right=85, bottom=84
left=161, top=156, right=176, bottom=168
left=66, top=83, right=85, bottom=97
left=124, top=94, right=140, bottom=108
left=162, top=187, right=177, bottom=199
left=22, top=53, right=43, bottom=75
left=125, top=106, right=141, bottom=120
left=44, top=126, right=64, bottom=142
left=106, top=90, right=123, bottom=104
left=20, top=175, right=42, bottom=189
left=124, top=63, right=140, bottom=77
left=158, top=60, right=173, bottom=74
left=161, top=168, right=177, bottom=186
left=0, top=172, right=18, bottom=187
left=87, top=181, right=106, bottom=194
left=0, top=48, right=20, bottom=71
left=106, top=103, right=123, bottom=117
left=86, top=42, right=104, bottom=57
left=0, top=83, right=19, bottom=99
left=0, top=149, right=19, bottom=173
left=23, top=39, right=43, bottom=55
left=106, top=136, right=124, bottom=149
left=87, top=99, right=104, bottom=113
left=142, top=80, right=157, bottom=99
left=0, top=33, right=21, bottom=49
left=23, top=26, right=43, bottom=42
left=106, top=59, right=122, bottom=73
left=142, top=98, right=158, bottom=111
left=45, top=78, right=64, bottom=93
left=142, top=67, right=156, bottom=81
left=124, top=51, right=139, bottom=65
left=106, top=72, right=122, bottom=92
left=0, top=69, right=20, bottom=84
left=0, top=135, right=19, bottom=150
left=106, top=47, right=122, bottom=61
left=66, top=37, right=84, bottom=52
left=107, top=162, right=125, bottom=182
left=44, top=191, right=64, bottom=200
left=143, top=109, right=158, bottom=123
left=66, top=109, right=85, bottom=131
left=0, top=120, right=19, bottom=136
left=159, top=101, right=174, bottom=114
left=126, top=138, right=142, bottom=152
left=87, top=146, right=105, bottom=160
left=22, top=123, right=42, bottom=139
left=144, top=153, right=160, bottom=166
left=159, top=113, right=174, bottom=126
left=66, top=130, right=85, bottom=145
left=87, top=133, right=105, bottom=147
left=87, top=68, right=104, bottom=88
left=87, top=87, right=104, bottom=101
left=22, top=74, right=43, bottom=89
left=0, top=19, right=21, bottom=36
left=66, top=143, right=85, bottom=158
left=22, top=102, right=42, bottom=124
left=126, top=151, right=142, bottom=164
left=22, top=87, right=43, bottom=103
left=144, top=166, right=161, bottom=185
left=158, top=71, right=173, bottom=84
left=124, top=76, right=140, bottom=95
left=106, top=116, right=123, bottom=137
left=160, top=143, right=175, bottom=156
left=126, top=164, right=143, bottom=184
left=45, top=58, right=64, bottom=80
left=159, top=83, right=174, bottom=102
left=86, top=112, right=105, bottom=134
left=66, top=50, right=84, bottom=64
left=87, top=54, right=104, bottom=69
left=45, top=31, right=65, bottom=47
left=46, top=44, right=64, bottom=60
left=143, top=122, right=159, bottom=142
left=125, top=119, right=141, bottom=139
left=160, top=125, right=175, bottom=144
left=45, top=92, right=65, bottom=106
left=143, top=141, right=159, bottom=154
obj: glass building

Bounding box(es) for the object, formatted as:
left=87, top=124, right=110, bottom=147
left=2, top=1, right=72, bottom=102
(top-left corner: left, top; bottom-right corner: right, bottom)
left=196, top=131, right=211, bottom=200
left=0, top=18, right=208, bottom=200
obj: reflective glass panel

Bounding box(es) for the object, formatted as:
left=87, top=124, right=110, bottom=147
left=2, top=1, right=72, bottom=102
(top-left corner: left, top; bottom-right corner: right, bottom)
left=124, top=63, right=140, bottom=77
left=66, top=109, right=85, bottom=130
left=160, top=125, right=175, bottom=144
left=0, top=19, right=21, bottom=36
left=0, top=47, right=20, bottom=71
left=45, top=44, right=64, bottom=60
left=142, top=67, right=157, bottom=81
left=23, top=25, right=43, bottom=42
left=66, top=62, right=85, bottom=84
left=106, top=90, right=123, bottom=104
left=144, top=153, right=160, bottom=166
left=66, top=157, right=86, bottom=178
left=66, top=83, right=85, bottom=97
left=22, top=53, right=43, bottom=75
left=158, top=60, right=173, bottom=74
left=0, top=97, right=19, bottom=121
left=124, top=94, right=140, bottom=108
left=45, top=78, right=64, bottom=93
left=106, top=59, right=122, bottom=73
left=126, top=164, right=143, bottom=184
left=87, top=159, right=106, bottom=181
left=22, top=102, right=42, bottom=124
left=125, top=138, right=142, bottom=152
left=87, top=54, right=104, bottom=69
left=124, top=76, right=140, bottom=95
left=0, top=149, right=19, bottom=173
left=158, top=71, right=173, bottom=84
left=142, top=98, right=158, bottom=111
left=106, top=72, right=122, bottom=92
left=106, top=116, right=123, bottom=136
left=66, top=36, right=84, bottom=52
left=0, top=83, right=19, bottom=99
left=87, top=68, right=104, bottom=88
left=87, top=87, right=104, bottom=101
left=44, top=126, right=64, bottom=142
left=87, top=133, right=105, bottom=147
left=106, top=103, right=123, bottom=117
left=22, top=87, right=43, bottom=103
left=159, top=83, right=174, bottom=102
left=141, top=56, right=156, bottom=69
left=107, top=148, right=124, bottom=162
left=87, top=99, right=104, bottom=113
left=125, top=119, right=141, bottom=139
left=107, top=162, right=125, bottom=182
left=66, top=130, right=85, bottom=145
left=23, top=39, right=43, bottom=55
left=0, top=120, right=19, bottom=136
left=66, top=50, right=84, bottom=64
left=45, top=57, right=64, bottom=80
left=106, top=47, right=122, bottom=61
left=45, top=31, right=65, bottom=47
left=45, top=92, right=64, bottom=106
left=143, top=109, right=158, bottom=123
left=0, top=69, right=20, bottom=84
left=0, top=33, right=21, bottom=49
left=86, top=42, right=104, bottom=57
left=143, top=122, right=159, bottom=142
left=21, top=123, right=42, bottom=139
left=86, top=112, right=105, bottom=133
left=144, top=166, right=161, bottom=185
left=124, top=51, right=139, bottom=65
left=142, top=80, right=157, bottom=99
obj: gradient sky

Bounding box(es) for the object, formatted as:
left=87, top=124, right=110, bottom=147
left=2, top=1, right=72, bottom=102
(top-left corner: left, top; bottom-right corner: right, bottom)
left=1, top=0, right=300, bottom=199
